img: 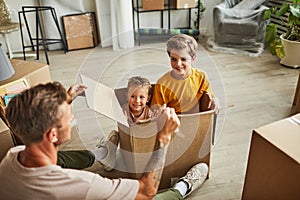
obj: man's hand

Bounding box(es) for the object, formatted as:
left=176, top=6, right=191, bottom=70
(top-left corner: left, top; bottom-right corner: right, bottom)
left=136, top=107, right=180, bottom=199
left=156, top=107, right=180, bottom=145
left=67, top=84, right=87, bottom=104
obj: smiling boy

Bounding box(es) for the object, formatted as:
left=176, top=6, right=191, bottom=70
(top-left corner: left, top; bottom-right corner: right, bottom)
left=151, top=34, right=218, bottom=114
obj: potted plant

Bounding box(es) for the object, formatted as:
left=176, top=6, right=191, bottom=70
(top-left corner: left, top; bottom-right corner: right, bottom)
left=264, top=0, right=300, bottom=68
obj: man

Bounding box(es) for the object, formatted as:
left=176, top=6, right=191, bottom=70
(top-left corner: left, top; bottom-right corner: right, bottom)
left=0, top=82, right=208, bottom=199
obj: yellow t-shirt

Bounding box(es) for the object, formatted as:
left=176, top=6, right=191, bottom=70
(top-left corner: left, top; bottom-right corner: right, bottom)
left=151, top=68, right=213, bottom=113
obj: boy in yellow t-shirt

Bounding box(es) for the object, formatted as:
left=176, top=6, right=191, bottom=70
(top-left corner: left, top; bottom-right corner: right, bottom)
left=151, top=34, right=219, bottom=114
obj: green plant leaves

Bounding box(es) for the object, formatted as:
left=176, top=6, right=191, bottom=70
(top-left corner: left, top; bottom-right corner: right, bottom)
left=265, top=24, right=277, bottom=43
left=275, top=3, right=290, bottom=17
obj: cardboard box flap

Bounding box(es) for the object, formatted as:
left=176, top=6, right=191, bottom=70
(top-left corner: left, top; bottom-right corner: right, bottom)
left=80, top=75, right=128, bottom=126
left=254, top=113, right=300, bottom=163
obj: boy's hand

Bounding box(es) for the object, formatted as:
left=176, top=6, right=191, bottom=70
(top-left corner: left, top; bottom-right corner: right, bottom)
left=209, top=97, right=220, bottom=115
left=209, top=97, right=220, bottom=114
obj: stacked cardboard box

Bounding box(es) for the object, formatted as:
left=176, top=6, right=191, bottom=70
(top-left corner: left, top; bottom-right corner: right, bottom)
left=143, top=0, right=164, bottom=10
left=170, top=0, right=196, bottom=9
left=242, top=114, right=300, bottom=199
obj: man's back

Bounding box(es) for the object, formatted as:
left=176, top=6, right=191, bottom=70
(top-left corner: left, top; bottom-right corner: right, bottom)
left=0, top=146, right=138, bottom=200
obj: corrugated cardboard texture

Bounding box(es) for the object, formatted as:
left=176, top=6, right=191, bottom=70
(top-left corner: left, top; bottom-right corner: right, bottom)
left=63, top=13, right=99, bottom=51
left=0, top=118, right=14, bottom=162
left=119, top=111, right=213, bottom=189
left=242, top=115, right=300, bottom=200
left=143, top=0, right=164, bottom=10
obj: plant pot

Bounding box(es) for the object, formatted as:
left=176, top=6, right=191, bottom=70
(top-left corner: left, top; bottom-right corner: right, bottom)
left=280, top=35, right=300, bottom=68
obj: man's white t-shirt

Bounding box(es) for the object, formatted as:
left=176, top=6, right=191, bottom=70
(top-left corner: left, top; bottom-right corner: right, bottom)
left=0, top=146, right=139, bottom=200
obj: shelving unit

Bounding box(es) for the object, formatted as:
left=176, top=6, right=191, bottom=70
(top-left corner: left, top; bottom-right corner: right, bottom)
left=132, top=0, right=201, bottom=45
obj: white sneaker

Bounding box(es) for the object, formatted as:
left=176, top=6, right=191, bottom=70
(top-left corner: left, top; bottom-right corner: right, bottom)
left=96, top=130, right=119, bottom=171
left=174, top=163, right=208, bottom=198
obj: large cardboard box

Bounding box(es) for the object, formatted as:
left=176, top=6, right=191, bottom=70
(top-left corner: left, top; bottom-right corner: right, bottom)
left=62, top=12, right=99, bottom=51
left=170, top=0, right=196, bottom=9
left=242, top=114, right=300, bottom=200
left=118, top=111, right=213, bottom=189
left=0, top=118, right=14, bottom=162
left=143, top=0, right=164, bottom=10
left=81, top=75, right=214, bottom=189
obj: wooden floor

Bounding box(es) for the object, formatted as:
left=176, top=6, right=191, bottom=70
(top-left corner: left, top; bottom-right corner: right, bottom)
left=31, top=37, right=299, bottom=199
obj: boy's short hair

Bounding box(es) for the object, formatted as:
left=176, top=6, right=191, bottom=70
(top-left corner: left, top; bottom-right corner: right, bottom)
left=127, top=76, right=152, bottom=95
left=166, top=34, right=198, bottom=58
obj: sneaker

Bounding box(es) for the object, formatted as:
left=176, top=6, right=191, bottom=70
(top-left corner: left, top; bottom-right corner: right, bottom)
left=174, top=163, right=208, bottom=198
left=96, top=130, right=120, bottom=171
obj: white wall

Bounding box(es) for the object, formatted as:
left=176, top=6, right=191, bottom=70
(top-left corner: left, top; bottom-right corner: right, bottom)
left=1, top=0, right=221, bottom=53
left=1, top=0, right=96, bottom=53
left=2, top=0, right=37, bottom=53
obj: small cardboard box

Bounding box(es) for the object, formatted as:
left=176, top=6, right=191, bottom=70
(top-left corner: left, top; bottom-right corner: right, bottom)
left=242, top=114, right=300, bottom=200
left=143, top=0, right=164, bottom=10
left=170, top=0, right=196, bottom=9
left=62, top=12, right=99, bottom=51
left=81, top=75, right=214, bottom=189
left=0, top=118, right=14, bottom=162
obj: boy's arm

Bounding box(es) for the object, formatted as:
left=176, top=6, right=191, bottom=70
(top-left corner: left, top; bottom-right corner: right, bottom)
left=135, top=107, right=180, bottom=199
left=200, top=92, right=220, bottom=114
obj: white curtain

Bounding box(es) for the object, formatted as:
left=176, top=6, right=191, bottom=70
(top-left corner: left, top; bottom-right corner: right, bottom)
left=95, top=0, right=134, bottom=50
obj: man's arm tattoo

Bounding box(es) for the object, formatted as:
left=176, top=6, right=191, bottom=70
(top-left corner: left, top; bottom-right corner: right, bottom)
left=144, top=140, right=170, bottom=188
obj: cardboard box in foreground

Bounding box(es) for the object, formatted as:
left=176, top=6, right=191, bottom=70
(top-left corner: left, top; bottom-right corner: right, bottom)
left=242, top=114, right=300, bottom=200
left=81, top=75, right=214, bottom=189
left=118, top=111, right=213, bottom=189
